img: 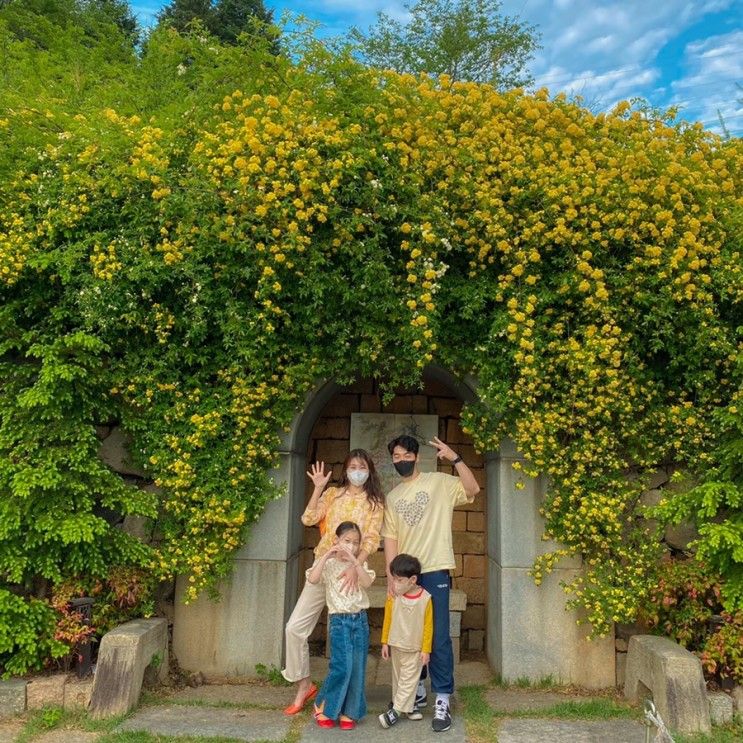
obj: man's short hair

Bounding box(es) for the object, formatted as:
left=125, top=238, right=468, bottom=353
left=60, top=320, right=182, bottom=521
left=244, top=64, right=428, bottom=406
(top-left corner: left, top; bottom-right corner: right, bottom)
left=387, top=434, right=419, bottom=456
left=389, top=553, right=422, bottom=579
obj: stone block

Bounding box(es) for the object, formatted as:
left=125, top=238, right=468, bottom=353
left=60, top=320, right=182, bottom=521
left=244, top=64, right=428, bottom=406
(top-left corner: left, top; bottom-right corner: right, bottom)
left=452, top=511, right=467, bottom=531
left=489, top=562, right=615, bottom=688
left=121, top=515, right=152, bottom=541
left=315, top=440, right=350, bottom=465
left=489, top=459, right=581, bottom=570
left=453, top=531, right=485, bottom=554
left=26, top=674, right=67, bottom=710
left=89, top=618, right=168, bottom=718
left=312, top=418, right=350, bottom=440
left=360, top=394, right=382, bottom=412
left=452, top=637, right=460, bottom=663
left=411, top=395, right=428, bottom=413
left=624, top=634, right=711, bottom=734
left=0, top=679, right=26, bottom=718
left=464, top=555, right=485, bottom=578
left=381, top=396, right=413, bottom=414
left=616, top=652, right=627, bottom=688
left=468, top=629, right=485, bottom=651
left=615, top=638, right=628, bottom=652
left=449, top=589, right=467, bottom=612
left=98, top=426, right=147, bottom=477
left=467, top=511, right=485, bottom=533
left=463, top=604, right=485, bottom=630
left=449, top=611, right=461, bottom=638
left=63, top=676, right=94, bottom=710
left=453, top=553, right=463, bottom=577
left=640, top=489, right=664, bottom=508
left=455, top=577, right=486, bottom=605
left=429, top=397, right=461, bottom=417
left=422, top=377, right=454, bottom=397
left=664, top=522, right=699, bottom=551
left=322, top=393, right=359, bottom=417
left=458, top=492, right=485, bottom=512
left=345, top=379, right=374, bottom=394
left=173, top=560, right=288, bottom=678
left=733, top=686, right=743, bottom=718
left=708, top=692, right=733, bottom=725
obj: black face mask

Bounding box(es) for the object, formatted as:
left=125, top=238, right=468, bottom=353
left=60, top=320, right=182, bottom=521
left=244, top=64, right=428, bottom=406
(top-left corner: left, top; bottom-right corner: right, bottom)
left=393, top=460, right=415, bottom=477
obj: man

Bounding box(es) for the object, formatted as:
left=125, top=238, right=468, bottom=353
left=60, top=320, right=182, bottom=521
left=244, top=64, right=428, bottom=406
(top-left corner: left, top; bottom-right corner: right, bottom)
left=381, top=434, right=480, bottom=732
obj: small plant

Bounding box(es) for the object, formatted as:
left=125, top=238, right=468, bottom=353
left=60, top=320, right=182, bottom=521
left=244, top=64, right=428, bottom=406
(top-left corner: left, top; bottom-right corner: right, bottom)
left=254, top=663, right=291, bottom=686
left=639, top=557, right=743, bottom=684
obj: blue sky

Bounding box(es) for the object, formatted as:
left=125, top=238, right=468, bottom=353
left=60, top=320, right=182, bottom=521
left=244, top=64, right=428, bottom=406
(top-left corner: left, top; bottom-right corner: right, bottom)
left=131, top=1, right=743, bottom=136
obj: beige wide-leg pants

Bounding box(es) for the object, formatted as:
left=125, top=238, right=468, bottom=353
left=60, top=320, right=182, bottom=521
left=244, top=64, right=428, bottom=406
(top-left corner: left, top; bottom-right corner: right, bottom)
left=281, top=578, right=326, bottom=683
left=391, top=647, right=423, bottom=714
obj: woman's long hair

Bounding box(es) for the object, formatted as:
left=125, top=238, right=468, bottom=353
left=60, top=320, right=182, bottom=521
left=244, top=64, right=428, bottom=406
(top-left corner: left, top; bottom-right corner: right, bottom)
left=338, top=448, right=384, bottom=509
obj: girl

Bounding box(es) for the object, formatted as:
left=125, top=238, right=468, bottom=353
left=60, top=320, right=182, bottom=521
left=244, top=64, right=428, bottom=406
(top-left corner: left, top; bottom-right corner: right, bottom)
left=308, top=521, right=374, bottom=730
left=282, top=449, right=384, bottom=715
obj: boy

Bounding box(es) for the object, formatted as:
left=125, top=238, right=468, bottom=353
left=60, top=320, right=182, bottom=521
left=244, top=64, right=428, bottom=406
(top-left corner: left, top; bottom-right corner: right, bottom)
left=378, top=554, right=433, bottom=729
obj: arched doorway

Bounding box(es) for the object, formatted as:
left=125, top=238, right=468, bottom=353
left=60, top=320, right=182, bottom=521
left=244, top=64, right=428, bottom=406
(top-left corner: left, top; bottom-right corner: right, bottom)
left=172, top=366, right=615, bottom=687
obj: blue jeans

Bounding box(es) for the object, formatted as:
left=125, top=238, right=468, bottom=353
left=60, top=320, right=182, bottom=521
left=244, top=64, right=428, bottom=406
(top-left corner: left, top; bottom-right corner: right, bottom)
left=418, top=570, right=454, bottom=694
left=317, top=611, right=369, bottom=720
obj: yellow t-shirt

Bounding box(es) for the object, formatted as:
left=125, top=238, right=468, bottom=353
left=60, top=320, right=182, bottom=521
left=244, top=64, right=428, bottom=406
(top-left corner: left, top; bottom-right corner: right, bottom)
left=380, top=471, right=471, bottom=573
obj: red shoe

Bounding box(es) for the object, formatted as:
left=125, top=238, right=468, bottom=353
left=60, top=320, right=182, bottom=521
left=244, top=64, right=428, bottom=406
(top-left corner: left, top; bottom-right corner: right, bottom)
left=283, top=683, right=318, bottom=716
left=339, top=718, right=356, bottom=730
left=315, top=714, right=336, bottom=728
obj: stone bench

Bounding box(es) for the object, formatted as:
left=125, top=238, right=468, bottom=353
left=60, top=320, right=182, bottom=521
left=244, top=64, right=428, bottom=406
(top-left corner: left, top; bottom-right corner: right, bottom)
left=89, top=618, right=168, bottom=719
left=326, top=585, right=467, bottom=662
left=624, top=634, right=711, bottom=735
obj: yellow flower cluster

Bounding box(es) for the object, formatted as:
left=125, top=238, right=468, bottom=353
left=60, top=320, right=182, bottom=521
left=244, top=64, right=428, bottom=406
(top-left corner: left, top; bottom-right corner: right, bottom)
left=3, top=64, right=739, bottom=627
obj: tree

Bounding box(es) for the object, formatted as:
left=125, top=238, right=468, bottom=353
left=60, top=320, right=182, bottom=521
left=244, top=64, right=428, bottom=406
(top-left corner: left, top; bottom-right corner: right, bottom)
left=157, top=0, right=274, bottom=46
left=351, top=0, right=539, bottom=88
left=84, top=0, right=140, bottom=45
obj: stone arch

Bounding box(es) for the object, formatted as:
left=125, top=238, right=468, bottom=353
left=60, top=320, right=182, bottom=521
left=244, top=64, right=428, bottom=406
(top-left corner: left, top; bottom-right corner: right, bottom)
left=172, top=366, right=615, bottom=687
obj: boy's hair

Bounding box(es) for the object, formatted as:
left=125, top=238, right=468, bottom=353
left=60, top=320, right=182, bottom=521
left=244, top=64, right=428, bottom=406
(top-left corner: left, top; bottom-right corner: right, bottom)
left=389, top=553, right=422, bottom=579
left=387, top=434, right=419, bottom=456
left=335, top=520, right=361, bottom=538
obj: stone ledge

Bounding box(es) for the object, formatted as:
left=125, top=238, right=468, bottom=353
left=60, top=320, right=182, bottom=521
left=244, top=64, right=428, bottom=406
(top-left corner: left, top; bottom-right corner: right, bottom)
left=624, top=634, right=711, bottom=735
left=89, top=617, right=168, bottom=718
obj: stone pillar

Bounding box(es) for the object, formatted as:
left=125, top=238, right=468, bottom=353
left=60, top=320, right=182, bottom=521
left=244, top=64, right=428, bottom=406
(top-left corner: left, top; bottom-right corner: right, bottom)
left=487, top=440, right=615, bottom=688
left=172, top=450, right=304, bottom=676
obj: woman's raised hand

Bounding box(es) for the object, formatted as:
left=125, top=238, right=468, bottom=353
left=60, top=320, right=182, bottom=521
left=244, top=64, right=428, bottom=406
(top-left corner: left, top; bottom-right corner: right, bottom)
left=306, top=461, right=332, bottom=489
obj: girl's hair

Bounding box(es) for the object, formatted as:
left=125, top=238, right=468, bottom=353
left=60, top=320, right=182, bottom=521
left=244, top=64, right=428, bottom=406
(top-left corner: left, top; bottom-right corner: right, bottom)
left=338, top=448, right=384, bottom=509
left=335, top=520, right=362, bottom=538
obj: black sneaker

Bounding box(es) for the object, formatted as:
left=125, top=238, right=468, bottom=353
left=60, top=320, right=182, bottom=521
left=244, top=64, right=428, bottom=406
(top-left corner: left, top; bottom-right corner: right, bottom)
left=415, top=687, right=428, bottom=708
left=379, top=708, right=400, bottom=729
left=432, top=699, right=451, bottom=732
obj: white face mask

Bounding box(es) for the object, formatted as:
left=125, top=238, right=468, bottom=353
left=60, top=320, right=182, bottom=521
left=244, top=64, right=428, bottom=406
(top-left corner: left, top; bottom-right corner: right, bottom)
left=347, top=469, right=369, bottom=487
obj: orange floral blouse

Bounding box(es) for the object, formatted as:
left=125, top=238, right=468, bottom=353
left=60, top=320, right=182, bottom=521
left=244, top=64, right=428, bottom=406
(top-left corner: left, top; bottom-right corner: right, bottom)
left=302, top=486, right=383, bottom=559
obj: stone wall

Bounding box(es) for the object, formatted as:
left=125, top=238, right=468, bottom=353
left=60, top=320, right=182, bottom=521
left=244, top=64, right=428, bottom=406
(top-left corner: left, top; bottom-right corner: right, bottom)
left=299, top=374, right=487, bottom=654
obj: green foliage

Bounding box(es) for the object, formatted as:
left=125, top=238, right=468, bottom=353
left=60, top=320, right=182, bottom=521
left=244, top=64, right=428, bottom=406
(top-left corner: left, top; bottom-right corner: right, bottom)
left=0, top=3, right=741, bottom=675
left=157, top=0, right=276, bottom=47
left=351, top=0, right=539, bottom=87
left=0, top=589, right=68, bottom=676
left=638, top=558, right=743, bottom=684
left=653, top=369, right=743, bottom=610
left=254, top=662, right=291, bottom=686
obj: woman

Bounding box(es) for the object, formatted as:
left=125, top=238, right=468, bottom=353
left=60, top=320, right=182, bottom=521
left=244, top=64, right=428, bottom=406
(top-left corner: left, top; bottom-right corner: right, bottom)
left=282, top=448, right=384, bottom=715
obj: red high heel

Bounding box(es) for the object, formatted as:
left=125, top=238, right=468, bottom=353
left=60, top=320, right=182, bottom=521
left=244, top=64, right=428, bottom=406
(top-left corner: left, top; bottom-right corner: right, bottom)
left=339, top=717, right=356, bottom=730
left=283, top=683, right=317, bottom=716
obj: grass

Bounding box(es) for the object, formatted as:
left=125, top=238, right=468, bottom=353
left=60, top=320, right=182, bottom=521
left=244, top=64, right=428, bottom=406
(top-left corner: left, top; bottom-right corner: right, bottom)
left=675, top=720, right=743, bottom=743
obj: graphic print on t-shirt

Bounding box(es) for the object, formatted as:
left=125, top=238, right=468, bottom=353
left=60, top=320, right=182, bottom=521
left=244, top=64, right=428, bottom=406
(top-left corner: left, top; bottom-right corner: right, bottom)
left=394, top=490, right=429, bottom=526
